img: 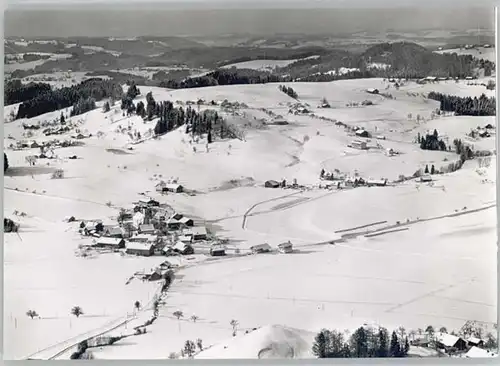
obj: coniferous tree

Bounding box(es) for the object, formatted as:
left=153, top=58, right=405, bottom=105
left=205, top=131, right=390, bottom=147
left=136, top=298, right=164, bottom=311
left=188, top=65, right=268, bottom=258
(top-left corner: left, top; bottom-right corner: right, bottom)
left=425, top=165, right=429, bottom=174
left=312, top=329, right=330, bottom=358
left=103, top=101, right=110, bottom=113
left=431, top=165, right=435, bottom=174
left=389, top=331, right=400, bottom=357
left=377, top=327, right=390, bottom=357
left=350, top=327, right=369, bottom=358
left=4, top=152, right=9, bottom=173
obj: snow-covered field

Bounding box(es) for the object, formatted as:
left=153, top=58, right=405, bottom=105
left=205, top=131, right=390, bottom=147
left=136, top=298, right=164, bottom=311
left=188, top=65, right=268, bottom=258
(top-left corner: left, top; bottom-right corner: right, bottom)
left=5, top=53, right=72, bottom=73
left=4, top=77, right=497, bottom=359
left=435, top=47, right=496, bottom=63
left=221, top=56, right=319, bottom=71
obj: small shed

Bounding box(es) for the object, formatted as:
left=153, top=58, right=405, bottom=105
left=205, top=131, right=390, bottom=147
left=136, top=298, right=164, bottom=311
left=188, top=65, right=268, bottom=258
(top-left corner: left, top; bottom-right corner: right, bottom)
left=250, top=243, right=272, bottom=254
left=435, top=332, right=467, bottom=352
left=185, top=226, right=208, bottom=241
left=210, top=244, right=226, bottom=256
left=172, top=241, right=194, bottom=255
left=93, top=237, right=125, bottom=249
left=179, top=217, right=194, bottom=227
left=126, top=242, right=155, bottom=257
left=366, top=88, right=379, bottom=94
left=165, top=184, right=183, bottom=193
left=139, top=224, right=155, bottom=234
left=265, top=180, right=280, bottom=188
left=277, top=241, right=293, bottom=253
left=420, top=174, right=433, bottom=182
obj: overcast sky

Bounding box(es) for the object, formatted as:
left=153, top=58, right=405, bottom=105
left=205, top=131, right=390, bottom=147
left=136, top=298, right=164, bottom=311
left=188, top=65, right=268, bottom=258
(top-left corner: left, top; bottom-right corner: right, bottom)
left=4, top=1, right=495, bottom=38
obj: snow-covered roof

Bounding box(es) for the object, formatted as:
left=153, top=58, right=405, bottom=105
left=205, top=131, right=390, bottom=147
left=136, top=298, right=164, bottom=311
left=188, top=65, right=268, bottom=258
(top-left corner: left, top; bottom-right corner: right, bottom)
left=211, top=244, right=226, bottom=252
left=130, top=234, right=156, bottom=242
left=178, top=235, right=192, bottom=243
left=367, top=179, right=387, bottom=184
left=185, top=227, right=207, bottom=236
left=465, top=346, right=496, bottom=358
left=139, top=224, right=155, bottom=232
left=278, top=241, right=293, bottom=248
left=179, top=216, right=193, bottom=224
left=166, top=183, right=182, bottom=189
left=105, top=227, right=125, bottom=235
left=466, top=336, right=483, bottom=344
left=95, top=237, right=124, bottom=246
left=435, top=332, right=463, bottom=347
left=251, top=243, right=272, bottom=250
left=126, top=242, right=154, bottom=251
left=173, top=241, right=191, bottom=251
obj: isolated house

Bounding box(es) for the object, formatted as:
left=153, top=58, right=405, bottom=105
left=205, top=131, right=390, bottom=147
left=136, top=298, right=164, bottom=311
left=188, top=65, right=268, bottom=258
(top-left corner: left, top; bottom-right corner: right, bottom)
left=366, top=179, right=387, bottom=187
left=350, top=140, right=368, bottom=150
left=165, top=184, right=183, bottom=193
left=484, top=123, right=494, bottom=129
left=366, top=88, right=379, bottom=94
left=265, top=180, right=280, bottom=188
left=210, top=244, right=226, bottom=256
left=126, top=242, right=155, bottom=257
left=139, top=224, right=155, bottom=234
left=172, top=241, right=194, bottom=255
left=420, top=175, right=433, bottom=182
left=93, top=237, right=125, bottom=249
left=355, top=129, right=370, bottom=138
left=435, top=332, right=467, bottom=352
left=250, top=243, right=272, bottom=254
left=185, top=226, right=208, bottom=241
left=277, top=241, right=293, bottom=253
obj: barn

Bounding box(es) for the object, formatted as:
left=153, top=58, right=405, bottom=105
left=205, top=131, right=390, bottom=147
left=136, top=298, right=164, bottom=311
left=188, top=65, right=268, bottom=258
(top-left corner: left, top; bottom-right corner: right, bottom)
left=435, top=332, right=467, bottom=353
left=350, top=140, right=368, bottom=150
left=264, top=180, right=280, bottom=188
left=172, top=241, right=194, bottom=255
left=93, top=237, right=126, bottom=249
left=179, top=217, right=194, bottom=227
left=165, top=184, right=184, bottom=193
left=103, top=226, right=125, bottom=238
left=366, top=88, right=379, bottom=94
left=355, top=129, right=370, bottom=138
left=185, top=227, right=208, bottom=241
left=126, top=242, right=155, bottom=257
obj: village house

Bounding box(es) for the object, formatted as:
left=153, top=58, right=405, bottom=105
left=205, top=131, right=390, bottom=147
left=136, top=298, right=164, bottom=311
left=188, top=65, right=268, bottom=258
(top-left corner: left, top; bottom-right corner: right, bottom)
left=126, top=242, right=155, bottom=257
left=93, top=237, right=126, bottom=250
left=277, top=241, right=293, bottom=253
left=210, top=244, right=226, bottom=256
left=464, top=346, right=496, bottom=358
left=250, top=243, right=272, bottom=254
left=185, top=226, right=208, bottom=241
left=166, top=218, right=182, bottom=230
left=420, top=174, right=433, bottom=182
left=103, top=226, right=125, bottom=238
left=350, top=140, right=368, bottom=150
left=179, top=216, right=194, bottom=227
left=128, top=234, right=157, bottom=243
left=172, top=241, right=194, bottom=255
left=178, top=235, right=193, bottom=244
left=139, top=224, right=155, bottom=235
left=366, top=179, right=388, bottom=187
left=435, top=332, right=468, bottom=353
left=138, top=198, right=160, bottom=207
left=466, top=336, right=485, bottom=348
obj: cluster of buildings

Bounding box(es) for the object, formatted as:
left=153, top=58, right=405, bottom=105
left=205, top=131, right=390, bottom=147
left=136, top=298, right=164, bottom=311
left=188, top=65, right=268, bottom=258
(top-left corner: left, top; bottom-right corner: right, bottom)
left=80, top=195, right=216, bottom=258
left=412, top=332, right=497, bottom=358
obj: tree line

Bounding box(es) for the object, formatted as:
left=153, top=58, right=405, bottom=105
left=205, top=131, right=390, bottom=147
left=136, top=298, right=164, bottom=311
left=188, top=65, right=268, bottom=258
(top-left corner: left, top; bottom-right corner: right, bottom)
left=15, top=78, right=123, bottom=119
left=278, top=85, right=298, bottom=98
left=121, top=85, right=237, bottom=142
left=428, top=92, right=496, bottom=116
left=312, top=326, right=410, bottom=358
left=5, top=79, right=52, bottom=106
